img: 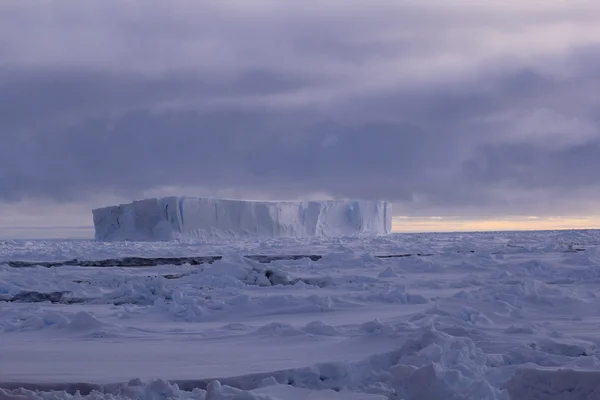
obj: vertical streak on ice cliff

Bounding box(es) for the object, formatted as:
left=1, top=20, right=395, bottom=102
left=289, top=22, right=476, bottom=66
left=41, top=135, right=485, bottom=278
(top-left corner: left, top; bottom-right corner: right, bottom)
left=178, top=197, right=185, bottom=232
left=214, top=202, right=219, bottom=232
left=383, top=202, right=388, bottom=234
left=301, top=204, right=307, bottom=236
left=387, top=202, right=392, bottom=233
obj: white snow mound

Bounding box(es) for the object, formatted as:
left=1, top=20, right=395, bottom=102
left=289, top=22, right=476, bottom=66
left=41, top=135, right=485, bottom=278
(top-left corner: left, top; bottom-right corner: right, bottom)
left=92, top=197, right=392, bottom=241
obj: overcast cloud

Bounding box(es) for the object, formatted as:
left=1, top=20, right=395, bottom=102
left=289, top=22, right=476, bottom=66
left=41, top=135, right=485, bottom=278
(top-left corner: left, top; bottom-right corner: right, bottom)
left=2, top=0, right=600, bottom=221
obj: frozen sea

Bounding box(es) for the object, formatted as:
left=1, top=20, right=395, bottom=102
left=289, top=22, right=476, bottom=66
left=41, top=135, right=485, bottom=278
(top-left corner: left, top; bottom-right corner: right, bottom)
left=2, top=231, right=600, bottom=399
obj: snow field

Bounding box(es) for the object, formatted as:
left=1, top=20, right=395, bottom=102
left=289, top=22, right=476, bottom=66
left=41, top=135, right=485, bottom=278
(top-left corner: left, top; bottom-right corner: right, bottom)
left=2, top=231, right=600, bottom=399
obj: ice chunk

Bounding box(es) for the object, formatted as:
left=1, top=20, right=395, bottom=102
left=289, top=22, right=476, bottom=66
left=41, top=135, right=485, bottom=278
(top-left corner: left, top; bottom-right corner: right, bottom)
left=92, top=197, right=392, bottom=241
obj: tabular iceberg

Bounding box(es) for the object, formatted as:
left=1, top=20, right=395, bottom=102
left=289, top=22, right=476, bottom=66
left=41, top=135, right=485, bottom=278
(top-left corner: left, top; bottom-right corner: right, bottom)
left=92, top=197, right=392, bottom=241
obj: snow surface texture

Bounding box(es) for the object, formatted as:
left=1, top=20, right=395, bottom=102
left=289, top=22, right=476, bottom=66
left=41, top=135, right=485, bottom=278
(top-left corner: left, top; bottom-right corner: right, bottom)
left=92, top=197, right=392, bottom=241
left=2, top=230, right=600, bottom=399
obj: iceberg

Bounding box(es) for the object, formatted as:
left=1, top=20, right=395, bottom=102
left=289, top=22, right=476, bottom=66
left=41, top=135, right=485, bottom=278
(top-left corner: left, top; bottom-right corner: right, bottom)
left=92, top=197, right=392, bottom=241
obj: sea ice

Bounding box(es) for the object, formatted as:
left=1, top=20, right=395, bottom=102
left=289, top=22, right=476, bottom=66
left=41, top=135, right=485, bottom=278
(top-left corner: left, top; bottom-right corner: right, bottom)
left=2, top=231, right=600, bottom=399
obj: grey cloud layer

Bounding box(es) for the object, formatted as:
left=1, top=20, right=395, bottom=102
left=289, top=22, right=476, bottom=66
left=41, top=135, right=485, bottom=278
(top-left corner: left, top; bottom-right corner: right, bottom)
left=2, top=1, right=600, bottom=217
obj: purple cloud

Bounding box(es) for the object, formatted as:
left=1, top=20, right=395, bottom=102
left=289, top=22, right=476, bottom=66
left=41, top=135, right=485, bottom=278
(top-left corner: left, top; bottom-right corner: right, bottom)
left=1, top=1, right=600, bottom=218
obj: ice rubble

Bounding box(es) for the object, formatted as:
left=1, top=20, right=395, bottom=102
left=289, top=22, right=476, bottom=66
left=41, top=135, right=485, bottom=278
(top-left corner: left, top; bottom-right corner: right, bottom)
left=0, top=379, right=388, bottom=400
left=4, top=232, right=600, bottom=399
left=92, top=197, right=392, bottom=241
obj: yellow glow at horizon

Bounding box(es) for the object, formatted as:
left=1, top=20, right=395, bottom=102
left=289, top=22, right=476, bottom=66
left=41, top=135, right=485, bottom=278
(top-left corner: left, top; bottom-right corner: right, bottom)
left=392, top=216, right=600, bottom=233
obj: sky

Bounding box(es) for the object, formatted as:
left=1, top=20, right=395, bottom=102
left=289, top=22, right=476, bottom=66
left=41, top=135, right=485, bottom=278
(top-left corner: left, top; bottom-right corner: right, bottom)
left=2, top=0, right=600, bottom=237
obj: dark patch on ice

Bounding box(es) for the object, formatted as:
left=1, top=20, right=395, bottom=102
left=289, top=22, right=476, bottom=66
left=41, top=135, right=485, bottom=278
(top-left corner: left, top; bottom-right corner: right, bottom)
left=545, top=278, right=578, bottom=285
left=7, top=255, right=321, bottom=268
left=7, top=256, right=223, bottom=268
left=254, top=253, right=433, bottom=262
left=162, top=273, right=187, bottom=279
left=246, top=254, right=323, bottom=263
left=0, top=291, right=87, bottom=304
left=377, top=253, right=433, bottom=258
left=6, top=253, right=440, bottom=269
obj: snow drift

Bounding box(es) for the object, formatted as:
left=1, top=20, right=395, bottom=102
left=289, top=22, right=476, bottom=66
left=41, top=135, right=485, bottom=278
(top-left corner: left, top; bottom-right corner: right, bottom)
left=92, top=197, right=392, bottom=241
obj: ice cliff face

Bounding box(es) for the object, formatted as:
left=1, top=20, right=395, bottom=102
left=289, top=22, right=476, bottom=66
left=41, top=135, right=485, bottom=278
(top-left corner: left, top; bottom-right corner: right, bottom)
left=92, top=197, right=392, bottom=241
